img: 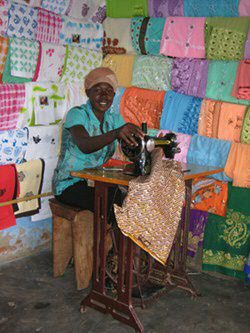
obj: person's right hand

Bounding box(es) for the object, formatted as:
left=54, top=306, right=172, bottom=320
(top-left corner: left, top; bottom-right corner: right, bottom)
left=116, top=123, right=144, bottom=146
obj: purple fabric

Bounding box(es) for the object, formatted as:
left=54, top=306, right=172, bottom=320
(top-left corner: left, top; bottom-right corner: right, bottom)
left=181, top=208, right=208, bottom=257
left=244, top=30, right=250, bottom=59
left=148, top=0, right=184, bottom=17
left=171, top=58, right=209, bottom=98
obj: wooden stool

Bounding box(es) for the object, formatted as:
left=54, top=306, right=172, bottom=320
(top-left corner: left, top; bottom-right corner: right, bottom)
left=49, top=198, right=94, bottom=290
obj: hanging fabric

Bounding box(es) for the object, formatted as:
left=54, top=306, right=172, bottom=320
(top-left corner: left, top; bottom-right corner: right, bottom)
left=65, top=0, right=106, bottom=23
left=41, top=0, right=70, bottom=15
left=184, top=0, right=239, bottom=17
left=36, top=8, right=62, bottom=44
left=0, top=0, right=10, bottom=37
left=0, top=36, right=8, bottom=82
left=232, top=60, right=250, bottom=100
left=106, top=0, right=147, bottom=18
left=148, top=0, right=184, bottom=17
left=241, top=106, right=250, bottom=144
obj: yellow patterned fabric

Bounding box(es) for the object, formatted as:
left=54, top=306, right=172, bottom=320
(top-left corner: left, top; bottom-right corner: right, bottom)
left=114, top=149, right=185, bottom=265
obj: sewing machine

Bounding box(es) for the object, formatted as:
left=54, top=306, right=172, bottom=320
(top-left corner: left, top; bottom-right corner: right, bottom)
left=120, top=123, right=180, bottom=176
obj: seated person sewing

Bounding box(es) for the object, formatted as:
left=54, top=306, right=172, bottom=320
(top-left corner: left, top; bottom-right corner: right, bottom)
left=52, top=67, right=144, bottom=212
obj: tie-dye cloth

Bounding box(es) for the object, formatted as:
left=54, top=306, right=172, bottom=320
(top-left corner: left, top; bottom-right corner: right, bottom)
left=36, top=8, right=62, bottom=44
left=132, top=55, right=172, bottom=91
left=9, top=38, right=40, bottom=79
left=120, top=86, right=165, bottom=129
left=171, top=58, right=209, bottom=98
left=7, top=2, right=38, bottom=40
left=191, top=177, right=228, bottom=217
left=244, top=31, right=250, bottom=59
left=198, top=99, right=247, bottom=143
left=0, top=128, right=28, bottom=165
left=102, top=18, right=134, bottom=56
left=203, top=184, right=250, bottom=280
left=206, top=61, right=250, bottom=106
left=160, top=90, right=202, bottom=135
left=187, top=134, right=232, bottom=182
left=232, top=61, right=250, bottom=101
left=0, top=0, right=10, bottom=37
left=225, top=143, right=250, bottom=188
left=241, top=106, right=250, bottom=144
left=65, top=0, right=106, bottom=23
left=239, top=0, right=250, bottom=16
left=59, top=16, right=103, bottom=51
left=106, top=0, right=147, bottom=18
left=160, top=17, right=205, bottom=58
left=0, top=36, right=8, bottom=81
left=205, top=18, right=250, bottom=61
left=41, top=0, right=70, bottom=15
left=0, top=84, right=26, bottom=130
left=102, top=54, right=135, bottom=87
left=60, top=45, right=102, bottom=83
left=184, top=0, right=239, bottom=17
left=36, top=42, right=66, bottom=82
left=148, top=0, right=184, bottom=17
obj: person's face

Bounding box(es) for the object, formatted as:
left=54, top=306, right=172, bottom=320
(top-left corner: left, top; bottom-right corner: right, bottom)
left=86, top=82, right=115, bottom=113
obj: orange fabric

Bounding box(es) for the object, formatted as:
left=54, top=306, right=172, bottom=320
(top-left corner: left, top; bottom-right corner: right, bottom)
left=191, top=177, right=228, bottom=217
left=0, top=36, right=8, bottom=82
left=198, top=99, right=221, bottom=138
left=120, top=86, right=165, bottom=129
left=232, top=60, right=250, bottom=100
left=225, top=143, right=250, bottom=188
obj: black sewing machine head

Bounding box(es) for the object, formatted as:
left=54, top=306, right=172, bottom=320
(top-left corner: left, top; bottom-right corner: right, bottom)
left=120, top=123, right=181, bottom=176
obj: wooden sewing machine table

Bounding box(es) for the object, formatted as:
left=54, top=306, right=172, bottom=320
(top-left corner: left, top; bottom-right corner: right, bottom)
left=71, top=163, right=223, bottom=333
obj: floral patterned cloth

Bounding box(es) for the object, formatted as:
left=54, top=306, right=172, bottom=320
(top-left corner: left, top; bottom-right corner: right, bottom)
left=0, top=36, right=8, bottom=81
left=36, top=8, right=62, bottom=44
left=160, top=90, right=202, bottom=135
left=41, top=0, right=70, bottom=15
left=171, top=58, right=209, bottom=98
left=65, top=0, right=106, bottom=23
left=0, top=0, right=10, bottom=37
left=241, top=106, right=250, bottom=144
left=203, top=184, right=250, bottom=280
left=160, top=17, right=205, bottom=58
left=148, top=0, right=184, bottom=17
left=184, top=0, right=239, bottom=17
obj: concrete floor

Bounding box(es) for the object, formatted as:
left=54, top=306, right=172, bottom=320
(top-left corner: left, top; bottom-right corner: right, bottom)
left=0, top=251, right=249, bottom=333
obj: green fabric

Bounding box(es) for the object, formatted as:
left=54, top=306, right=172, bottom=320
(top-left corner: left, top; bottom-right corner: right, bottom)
left=205, top=18, right=250, bottom=60
left=202, top=183, right=250, bottom=280
left=2, top=48, right=31, bottom=84
left=241, top=107, right=250, bottom=144
left=106, top=0, right=147, bottom=18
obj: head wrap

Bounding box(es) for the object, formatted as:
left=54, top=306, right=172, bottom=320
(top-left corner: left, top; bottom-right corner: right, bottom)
left=84, top=67, right=118, bottom=91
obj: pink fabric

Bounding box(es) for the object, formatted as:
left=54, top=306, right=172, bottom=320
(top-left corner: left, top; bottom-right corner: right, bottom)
left=36, top=8, right=62, bottom=44
left=0, top=84, right=25, bottom=130
left=232, top=60, right=250, bottom=101
left=160, top=17, right=205, bottom=58
left=157, top=130, right=191, bottom=163
left=0, top=0, right=10, bottom=36
left=239, top=0, right=250, bottom=16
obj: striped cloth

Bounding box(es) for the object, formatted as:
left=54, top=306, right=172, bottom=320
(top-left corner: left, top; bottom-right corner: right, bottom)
left=36, top=8, right=62, bottom=44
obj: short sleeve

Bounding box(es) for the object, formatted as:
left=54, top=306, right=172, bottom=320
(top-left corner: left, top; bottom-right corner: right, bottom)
left=64, top=106, right=86, bottom=129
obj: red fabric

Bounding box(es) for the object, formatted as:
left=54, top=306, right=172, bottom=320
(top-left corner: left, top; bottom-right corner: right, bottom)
left=0, top=165, right=20, bottom=230
left=36, top=8, right=62, bottom=44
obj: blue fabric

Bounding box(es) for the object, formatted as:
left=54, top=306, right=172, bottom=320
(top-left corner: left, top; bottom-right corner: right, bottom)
left=160, top=90, right=202, bottom=135
left=144, top=17, right=165, bottom=55
left=187, top=134, right=232, bottom=181
left=52, top=100, right=125, bottom=195
left=184, top=0, right=239, bottom=17
left=110, top=87, right=125, bottom=115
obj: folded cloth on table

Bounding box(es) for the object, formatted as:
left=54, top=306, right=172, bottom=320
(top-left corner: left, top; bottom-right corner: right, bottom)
left=120, top=86, right=165, bottom=129
left=0, top=164, right=19, bottom=230
left=171, top=58, right=209, bottom=98
left=36, top=42, right=65, bottom=82
left=59, top=16, right=103, bottom=51
left=41, top=0, right=70, bottom=15
left=36, top=8, right=62, bottom=44
left=132, top=55, right=172, bottom=91
left=187, top=134, right=232, bottom=182
left=106, top=0, right=147, bottom=18
left=65, top=0, right=106, bottom=23
left=0, top=128, right=28, bottom=165
left=60, top=45, right=102, bottom=83
left=0, top=84, right=25, bottom=130
left=15, top=159, right=45, bottom=217
left=131, top=17, right=166, bottom=56
left=102, top=54, right=135, bottom=87
left=206, top=60, right=250, bottom=106
left=239, top=0, right=250, bottom=16
left=202, top=183, right=250, bottom=280
left=241, top=106, right=250, bottom=144
left=160, top=90, right=202, bottom=135
left=19, top=82, right=67, bottom=127
left=225, top=143, right=250, bottom=188
left=115, top=149, right=185, bottom=265
left=0, top=0, right=10, bottom=36
left=7, top=2, right=38, bottom=40
left=102, top=18, right=134, bottom=55
left=160, top=17, right=205, bottom=58
left=0, top=36, right=8, bottom=81
left=198, top=99, right=247, bottom=143
left=184, top=0, right=239, bottom=17
left=232, top=61, right=250, bottom=101
left=148, top=0, right=184, bottom=17
left=205, top=17, right=250, bottom=60
left=191, top=177, right=228, bottom=217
